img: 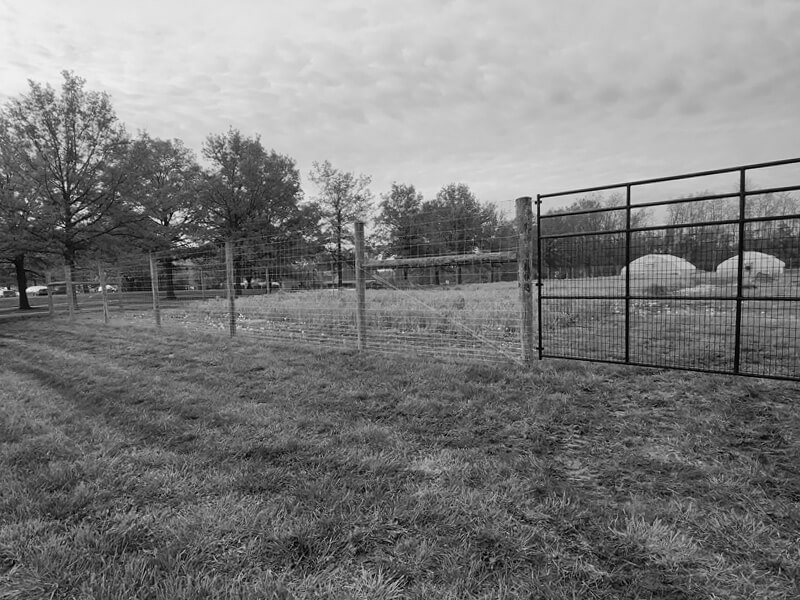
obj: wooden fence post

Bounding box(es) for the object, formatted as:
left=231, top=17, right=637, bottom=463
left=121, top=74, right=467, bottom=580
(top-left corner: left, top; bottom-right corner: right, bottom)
left=150, top=253, right=161, bottom=328
left=354, top=221, right=367, bottom=350
left=99, top=262, right=109, bottom=325
left=226, top=240, right=236, bottom=337
left=516, top=196, right=535, bottom=363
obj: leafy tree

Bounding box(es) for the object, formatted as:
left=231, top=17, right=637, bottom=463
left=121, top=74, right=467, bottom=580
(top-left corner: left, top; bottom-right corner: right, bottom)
left=197, top=128, right=306, bottom=289
left=124, top=133, right=202, bottom=298
left=308, top=160, right=372, bottom=287
left=420, top=183, right=501, bottom=255
left=1, top=71, right=130, bottom=303
left=198, top=128, right=302, bottom=239
left=0, top=120, right=38, bottom=309
left=374, top=182, right=424, bottom=258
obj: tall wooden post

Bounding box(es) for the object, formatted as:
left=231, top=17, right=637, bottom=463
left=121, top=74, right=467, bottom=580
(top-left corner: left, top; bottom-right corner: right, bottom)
left=226, top=240, right=236, bottom=337
left=149, top=253, right=161, bottom=328
left=516, top=196, right=535, bottom=363
left=99, top=262, right=109, bottom=325
left=354, top=221, right=367, bottom=350
left=64, top=265, right=75, bottom=321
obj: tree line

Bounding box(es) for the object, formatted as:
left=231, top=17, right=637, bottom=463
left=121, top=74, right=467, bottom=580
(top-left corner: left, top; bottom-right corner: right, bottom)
left=0, top=71, right=512, bottom=309
left=540, top=191, right=800, bottom=279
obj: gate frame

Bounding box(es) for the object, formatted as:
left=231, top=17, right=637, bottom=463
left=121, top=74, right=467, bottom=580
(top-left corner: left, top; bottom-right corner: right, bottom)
left=536, top=157, right=800, bottom=381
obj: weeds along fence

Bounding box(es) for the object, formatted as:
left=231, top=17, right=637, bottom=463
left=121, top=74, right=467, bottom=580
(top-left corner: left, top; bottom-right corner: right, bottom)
left=44, top=197, right=530, bottom=364
left=537, top=157, right=800, bottom=381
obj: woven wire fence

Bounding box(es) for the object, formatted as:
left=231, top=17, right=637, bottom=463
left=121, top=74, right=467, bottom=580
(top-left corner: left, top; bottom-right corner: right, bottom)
left=537, top=158, right=800, bottom=380
left=45, top=197, right=527, bottom=364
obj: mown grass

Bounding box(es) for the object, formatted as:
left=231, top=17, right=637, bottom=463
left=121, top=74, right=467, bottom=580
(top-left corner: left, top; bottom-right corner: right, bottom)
left=1, top=319, right=799, bottom=599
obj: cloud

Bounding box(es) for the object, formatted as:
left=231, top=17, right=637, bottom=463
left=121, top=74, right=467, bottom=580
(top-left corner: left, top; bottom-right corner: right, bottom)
left=2, top=0, right=798, bottom=208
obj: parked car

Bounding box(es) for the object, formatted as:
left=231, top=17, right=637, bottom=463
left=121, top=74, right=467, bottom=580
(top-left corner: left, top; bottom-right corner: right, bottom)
left=25, top=285, right=49, bottom=296
left=0, top=288, right=17, bottom=298
left=95, top=284, right=118, bottom=293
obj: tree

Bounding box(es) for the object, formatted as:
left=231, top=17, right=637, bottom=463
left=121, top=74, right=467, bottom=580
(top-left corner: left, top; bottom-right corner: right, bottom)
left=198, top=128, right=302, bottom=239
left=374, top=182, right=424, bottom=258
left=420, top=183, right=501, bottom=255
left=197, top=128, right=305, bottom=290
left=308, top=160, right=372, bottom=287
left=1, top=71, right=130, bottom=304
left=124, top=133, right=202, bottom=298
left=0, top=119, right=37, bottom=309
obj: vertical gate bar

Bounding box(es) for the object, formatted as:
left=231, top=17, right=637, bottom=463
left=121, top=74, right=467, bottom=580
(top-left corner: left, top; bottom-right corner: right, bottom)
left=625, top=184, right=631, bottom=364
left=354, top=221, right=367, bottom=351
left=225, top=240, right=236, bottom=337
left=535, top=195, right=543, bottom=360
left=733, top=168, right=746, bottom=374
left=516, top=196, right=535, bottom=363
left=149, top=253, right=161, bottom=328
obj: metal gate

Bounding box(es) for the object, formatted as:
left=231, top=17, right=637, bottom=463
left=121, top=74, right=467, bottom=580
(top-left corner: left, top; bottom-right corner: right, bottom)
left=536, top=158, right=800, bottom=381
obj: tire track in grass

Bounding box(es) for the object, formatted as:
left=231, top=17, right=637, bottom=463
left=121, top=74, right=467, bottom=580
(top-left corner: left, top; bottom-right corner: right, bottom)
left=0, top=336, right=230, bottom=457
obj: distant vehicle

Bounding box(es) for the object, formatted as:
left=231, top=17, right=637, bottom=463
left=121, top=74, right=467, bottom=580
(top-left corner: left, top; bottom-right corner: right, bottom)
left=0, top=288, right=17, bottom=298
left=25, top=285, right=49, bottom=296
left=95, top=284, right=118, bottom=293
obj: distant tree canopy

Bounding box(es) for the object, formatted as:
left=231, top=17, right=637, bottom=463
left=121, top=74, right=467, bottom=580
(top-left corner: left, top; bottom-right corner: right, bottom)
left=374, top=182, right=514, bottom=260
left=197, top=128, right=303, bottom=241
left=6, top=71, right=797, bottom=302
left=539, top=189, right=800, bottom=278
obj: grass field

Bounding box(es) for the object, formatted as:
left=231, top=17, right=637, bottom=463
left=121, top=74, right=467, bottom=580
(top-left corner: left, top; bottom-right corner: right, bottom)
left=1, top=319, right=799, bottom=599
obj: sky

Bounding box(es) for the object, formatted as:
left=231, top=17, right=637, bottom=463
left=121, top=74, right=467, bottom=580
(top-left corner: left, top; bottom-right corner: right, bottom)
left=1, top=0, right=799, bottom=214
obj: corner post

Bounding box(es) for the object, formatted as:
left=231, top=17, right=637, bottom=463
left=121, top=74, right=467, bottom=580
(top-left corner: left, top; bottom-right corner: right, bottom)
left=516, top=196, right=535, bottom=363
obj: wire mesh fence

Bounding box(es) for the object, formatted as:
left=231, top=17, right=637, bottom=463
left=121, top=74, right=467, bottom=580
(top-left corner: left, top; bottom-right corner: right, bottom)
left=28, top=158, right=800, bottom=380
left=40, top=197, right=526, bottom=364
left=537, top=158, right=800, bottom=380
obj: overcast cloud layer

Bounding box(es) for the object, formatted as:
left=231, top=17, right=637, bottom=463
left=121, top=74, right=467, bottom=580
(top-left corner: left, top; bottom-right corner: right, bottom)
left=2, top=0, right=798, bottom=210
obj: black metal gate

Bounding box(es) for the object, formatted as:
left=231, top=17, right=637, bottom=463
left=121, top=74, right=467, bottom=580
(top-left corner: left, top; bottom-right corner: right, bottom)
left=536, top=158, right=800, bottom=381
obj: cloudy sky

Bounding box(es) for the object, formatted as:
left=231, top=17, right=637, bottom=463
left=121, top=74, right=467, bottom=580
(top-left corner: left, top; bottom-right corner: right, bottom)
left=1, top=0, right=798, bottom=212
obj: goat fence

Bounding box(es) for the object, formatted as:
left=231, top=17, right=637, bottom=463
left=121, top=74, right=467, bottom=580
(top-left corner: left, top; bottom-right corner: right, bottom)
left=32, top=158, right=800, bottom=381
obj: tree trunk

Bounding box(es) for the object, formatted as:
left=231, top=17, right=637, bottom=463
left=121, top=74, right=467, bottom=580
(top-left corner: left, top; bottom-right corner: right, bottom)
left=163, top=257, right=177, bottom=300
left=336, top=235, right=343, bottom=289
left=65, top=251, right=79, bottom=310
left=13, top=254, right=32, bottom=310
